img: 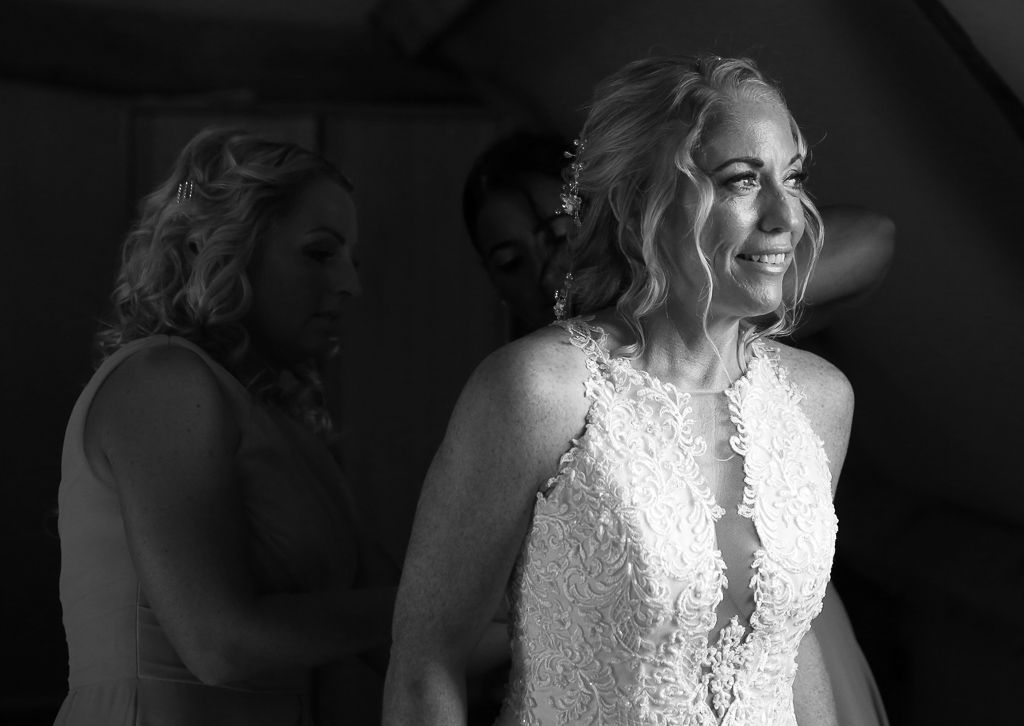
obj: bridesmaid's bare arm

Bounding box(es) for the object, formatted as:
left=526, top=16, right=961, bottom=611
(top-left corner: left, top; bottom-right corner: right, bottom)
left=91, top=344, right=395, bottom=685
left=790, top=206, right=895, bottom=338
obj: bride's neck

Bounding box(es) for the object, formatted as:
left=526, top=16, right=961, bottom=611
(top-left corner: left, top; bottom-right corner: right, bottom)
left=635, top=306, right=745, bottom=391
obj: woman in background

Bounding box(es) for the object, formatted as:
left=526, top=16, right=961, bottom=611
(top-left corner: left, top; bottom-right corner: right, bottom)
left=386, top=54, right=855, bottom=725
left=458, top=129, right=893, bottom=726
left=55, top=128, right=394, bottom=725
left=463, top=130, right=894, bottom=341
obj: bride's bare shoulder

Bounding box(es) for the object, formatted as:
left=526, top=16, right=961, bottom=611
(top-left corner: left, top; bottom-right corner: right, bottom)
left=468, top=323, right=592, bottom=407
left=771, top=342, right=853, bottom=412
left=437, top=323, right=593, bottom=479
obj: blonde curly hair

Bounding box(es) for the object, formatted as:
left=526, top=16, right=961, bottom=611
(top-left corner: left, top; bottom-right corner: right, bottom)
left=96, top=127, right=352, bottom=435
left=568, top=55, right=823, bottom=360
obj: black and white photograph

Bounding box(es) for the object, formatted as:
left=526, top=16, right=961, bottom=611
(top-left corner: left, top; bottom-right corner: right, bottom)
left=3, top=1, right=1022, bottom=725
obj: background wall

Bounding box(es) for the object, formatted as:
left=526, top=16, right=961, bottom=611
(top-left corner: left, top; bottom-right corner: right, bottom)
left=1, top=81, right=129, bottom=720
left=2, top=1, right=1021, bottom=724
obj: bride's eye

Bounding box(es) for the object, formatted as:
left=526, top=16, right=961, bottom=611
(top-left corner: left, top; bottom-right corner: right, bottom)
left=784, top=171, right=809, bottom=192
left=723, top=172, right=759, bottom=193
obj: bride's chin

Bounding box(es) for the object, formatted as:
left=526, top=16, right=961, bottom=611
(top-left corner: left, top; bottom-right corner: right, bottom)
left=739, top=286, right=785, bottom=318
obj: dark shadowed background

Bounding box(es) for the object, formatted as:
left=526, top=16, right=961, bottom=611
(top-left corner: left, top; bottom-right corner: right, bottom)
left=2, top=1, right=1022, bottom=724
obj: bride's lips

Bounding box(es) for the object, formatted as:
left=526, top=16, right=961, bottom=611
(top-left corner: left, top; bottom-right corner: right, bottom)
left=736, top=250, right=791, bottom=275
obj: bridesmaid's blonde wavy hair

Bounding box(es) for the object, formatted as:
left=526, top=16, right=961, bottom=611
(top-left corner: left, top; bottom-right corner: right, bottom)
left=96, top=127, right=352, bottom=435
left=569, top=55, right=824, bottom=359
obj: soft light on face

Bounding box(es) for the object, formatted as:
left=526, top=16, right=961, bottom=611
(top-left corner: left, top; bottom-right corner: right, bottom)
left=247, top=177, right=360, bottom=366
left=473, top=174, right=573, bottom=331
left=668, top=99, right=807, bottom=323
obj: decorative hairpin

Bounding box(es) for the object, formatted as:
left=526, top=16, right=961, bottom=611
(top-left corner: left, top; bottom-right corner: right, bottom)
left=176, top=179, right=194, bottom=204
left=552, top=137, right=584, bottom=321
left=553, top=272, right=574, bottom=321
left=559, top=137, right=586, bottom=227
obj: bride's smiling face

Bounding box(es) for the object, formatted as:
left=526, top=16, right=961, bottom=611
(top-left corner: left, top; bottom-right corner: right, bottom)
left=665, top=99, right=808, bottom=322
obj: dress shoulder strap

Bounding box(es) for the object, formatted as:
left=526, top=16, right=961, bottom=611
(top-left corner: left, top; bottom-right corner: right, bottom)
left=551, top=316, right=613, bottom=391
left=745, top=337, right=805, bottom=405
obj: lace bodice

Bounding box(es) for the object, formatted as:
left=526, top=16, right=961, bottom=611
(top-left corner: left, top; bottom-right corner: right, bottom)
left=499, top=318, right=838, bottom=726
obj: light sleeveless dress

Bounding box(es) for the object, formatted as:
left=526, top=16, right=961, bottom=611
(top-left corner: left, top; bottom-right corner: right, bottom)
left=54, top=335, right=358, bottom=726
left=498, top=318, right=839, bottom=726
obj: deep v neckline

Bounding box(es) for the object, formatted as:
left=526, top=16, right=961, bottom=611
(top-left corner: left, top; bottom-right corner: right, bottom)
left=578, top=318, right=771, bottom=643
left=507, top=317, right=837, bottom=725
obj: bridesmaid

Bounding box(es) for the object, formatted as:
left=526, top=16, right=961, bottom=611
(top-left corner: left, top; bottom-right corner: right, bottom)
left=55, top=128, right=395, bottom=725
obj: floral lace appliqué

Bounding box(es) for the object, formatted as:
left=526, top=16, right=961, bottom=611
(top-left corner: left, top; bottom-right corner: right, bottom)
left=501, top=319, right=837, bottom=726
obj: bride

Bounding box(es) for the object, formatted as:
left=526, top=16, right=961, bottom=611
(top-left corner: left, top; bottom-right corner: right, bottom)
left=384, top=54, right=851, bottom=726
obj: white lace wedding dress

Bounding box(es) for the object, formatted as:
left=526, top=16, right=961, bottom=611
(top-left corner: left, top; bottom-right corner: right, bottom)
left=497, top=318, right=838, bottom=726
